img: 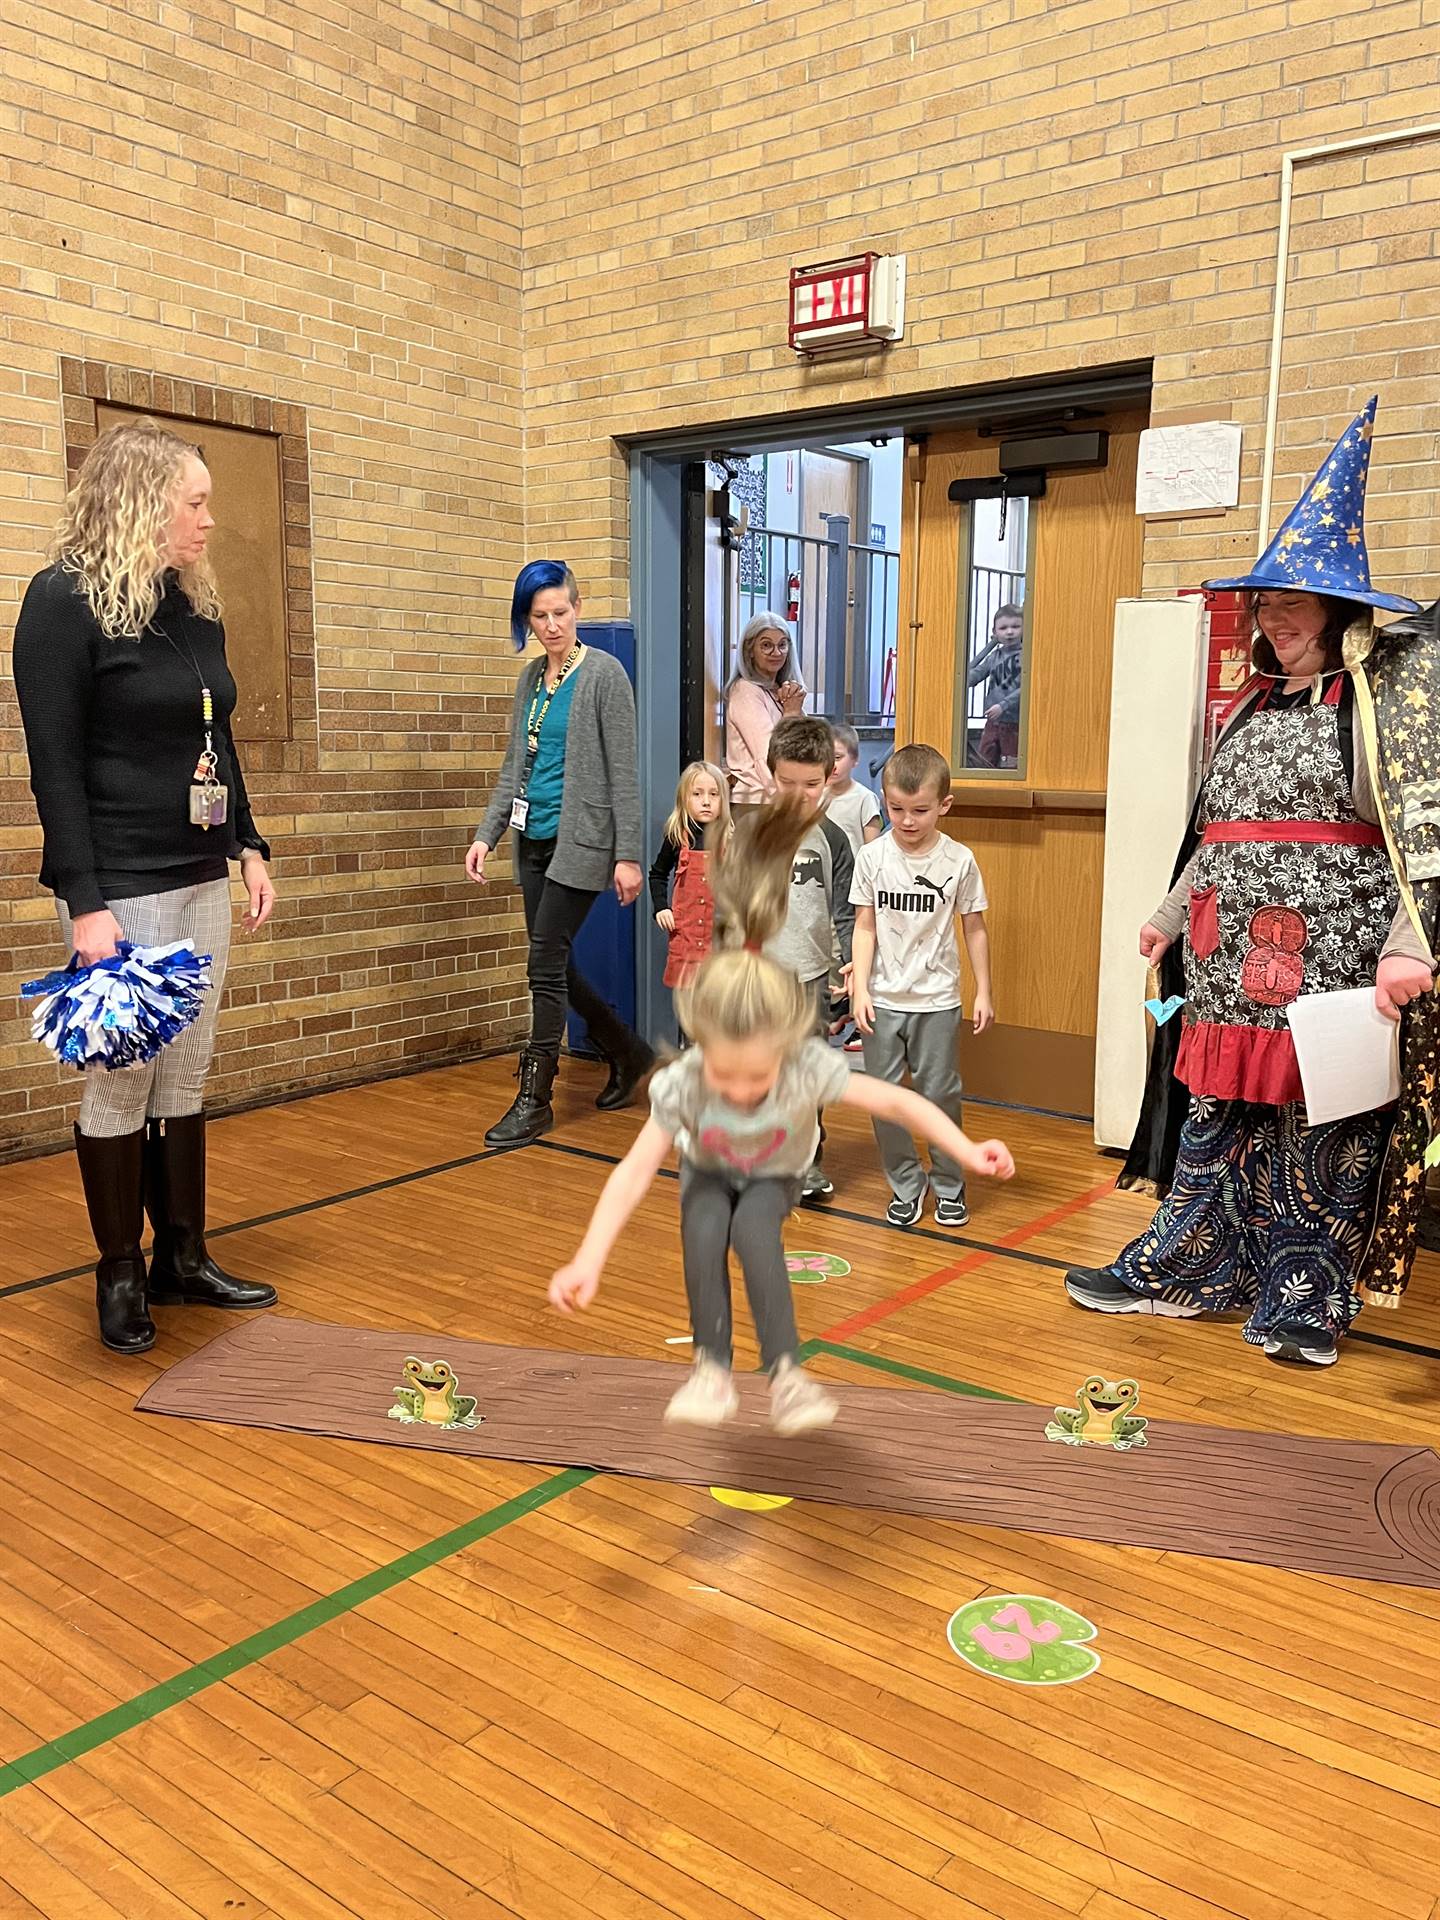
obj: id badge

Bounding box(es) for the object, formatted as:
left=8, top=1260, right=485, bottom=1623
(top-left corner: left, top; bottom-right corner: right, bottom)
left=190, top=783, right=229, bottom=829
left=510, top=796, right=529, bottom=831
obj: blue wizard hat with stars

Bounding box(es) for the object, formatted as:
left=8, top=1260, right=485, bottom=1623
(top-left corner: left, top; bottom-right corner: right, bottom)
left=1205, top=397, right=1419, bottom=613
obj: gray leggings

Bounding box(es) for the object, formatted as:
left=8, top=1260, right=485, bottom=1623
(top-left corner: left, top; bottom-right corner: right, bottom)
left=679, top=1163, right=800, bottom=1372
left=59, top=879, right=233, bottom=1138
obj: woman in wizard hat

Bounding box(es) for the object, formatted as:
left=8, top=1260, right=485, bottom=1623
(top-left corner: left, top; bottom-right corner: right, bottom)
left=1065, top=398, right=1431, bottom=1367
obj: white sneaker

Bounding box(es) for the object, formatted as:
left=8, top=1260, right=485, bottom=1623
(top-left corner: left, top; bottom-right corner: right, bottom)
left=664, top=1357, right=739, bottom=1427
left=768, top=1358, right=838, bottom=1437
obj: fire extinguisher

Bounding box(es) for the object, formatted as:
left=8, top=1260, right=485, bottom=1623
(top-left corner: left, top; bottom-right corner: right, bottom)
left=786, top=570, right=801, bottom=623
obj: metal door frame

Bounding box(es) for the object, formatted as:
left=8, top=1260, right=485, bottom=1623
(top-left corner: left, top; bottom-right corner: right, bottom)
left=626, top=363, right=1154, bottom=1039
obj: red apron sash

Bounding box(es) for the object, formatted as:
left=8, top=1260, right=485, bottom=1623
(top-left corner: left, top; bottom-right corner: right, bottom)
left=1201, top=820, right=1385, bottom=848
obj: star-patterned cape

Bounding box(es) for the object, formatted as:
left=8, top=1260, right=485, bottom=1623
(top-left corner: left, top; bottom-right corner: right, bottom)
left=1207, top=397, right=1420, bottom=615
left=1350, top=601, right=1440, bottom=1305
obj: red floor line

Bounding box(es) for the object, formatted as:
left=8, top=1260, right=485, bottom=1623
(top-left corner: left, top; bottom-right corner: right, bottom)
left=818, top=1176, right=1117, bottom=1343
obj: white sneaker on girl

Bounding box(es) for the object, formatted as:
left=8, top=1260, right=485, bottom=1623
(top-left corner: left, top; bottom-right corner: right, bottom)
left=769, top=1358, right=838, bottom=1436
left=664, top=1356, right=740, bottom=1426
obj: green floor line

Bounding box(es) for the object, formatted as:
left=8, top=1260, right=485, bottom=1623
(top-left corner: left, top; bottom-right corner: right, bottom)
left=810, top=1338, right=1019, bottom=1401
left=0, top=1465, right=594, bottom=1803
left=0, top=1341, right=1010, bottom=1801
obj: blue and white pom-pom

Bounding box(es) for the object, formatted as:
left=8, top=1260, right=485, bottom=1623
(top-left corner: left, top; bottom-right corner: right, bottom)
left=21, top=940, right=213, bottom=1072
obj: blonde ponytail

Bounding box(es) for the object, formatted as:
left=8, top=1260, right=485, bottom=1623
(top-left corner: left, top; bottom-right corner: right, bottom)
left=679, top=796, right=816, bottom=1054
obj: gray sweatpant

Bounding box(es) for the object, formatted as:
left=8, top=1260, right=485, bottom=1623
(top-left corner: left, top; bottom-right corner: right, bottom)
left=58, top=879, right=233, bottom=1138
left=861, top=1004, right=965, bottom=1203
left=679, top=1163, right=801, bottom=1371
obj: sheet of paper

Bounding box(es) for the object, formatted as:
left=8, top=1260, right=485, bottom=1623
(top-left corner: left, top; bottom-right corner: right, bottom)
left=1286, top=987, right=1400, bottom=1126
left=1136, top=422, right=1243, bottom=515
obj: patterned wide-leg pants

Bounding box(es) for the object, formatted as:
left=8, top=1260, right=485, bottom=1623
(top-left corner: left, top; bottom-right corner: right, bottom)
left=1107, top=1094, right=1393, bottom=1343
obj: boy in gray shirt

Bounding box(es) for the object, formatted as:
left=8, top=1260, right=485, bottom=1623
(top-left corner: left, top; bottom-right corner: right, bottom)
left=763, top=715, right=855, bottom=1200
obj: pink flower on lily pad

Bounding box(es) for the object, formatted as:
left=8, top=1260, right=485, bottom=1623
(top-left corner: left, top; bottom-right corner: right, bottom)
left=784, top=1250, right=852, bottom=1283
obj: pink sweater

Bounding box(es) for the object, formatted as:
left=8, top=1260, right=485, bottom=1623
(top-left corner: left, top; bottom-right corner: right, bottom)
left=724, top=677, right=784, bottom=801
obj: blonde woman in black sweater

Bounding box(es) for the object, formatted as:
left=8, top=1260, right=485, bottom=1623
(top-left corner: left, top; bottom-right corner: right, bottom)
left=12, top=420, right=278, bottom=1353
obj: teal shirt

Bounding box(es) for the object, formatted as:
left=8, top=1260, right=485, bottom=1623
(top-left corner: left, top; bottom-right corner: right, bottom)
left=520, top=666, right=580, bottom=841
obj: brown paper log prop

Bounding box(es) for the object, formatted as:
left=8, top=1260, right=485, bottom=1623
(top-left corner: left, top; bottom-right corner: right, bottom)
left=135, top=1319, right=1440, bottom=1589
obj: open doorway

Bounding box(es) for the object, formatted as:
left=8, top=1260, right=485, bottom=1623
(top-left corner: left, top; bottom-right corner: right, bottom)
left=627, top=367, right=1153, bottom=1075
left=693, top=437, right=902, bottom=795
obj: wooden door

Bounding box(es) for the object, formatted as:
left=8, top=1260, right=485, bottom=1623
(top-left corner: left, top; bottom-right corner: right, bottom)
left=895, top=411, right=1147, bottom=1114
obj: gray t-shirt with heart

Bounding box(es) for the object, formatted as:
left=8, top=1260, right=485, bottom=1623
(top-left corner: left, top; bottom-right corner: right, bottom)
left=649, top=1037, right=851, bottom=1180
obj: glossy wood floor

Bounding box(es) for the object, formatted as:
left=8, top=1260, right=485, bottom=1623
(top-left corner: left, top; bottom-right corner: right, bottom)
left=1, top=1055, right=1438, bottom=1920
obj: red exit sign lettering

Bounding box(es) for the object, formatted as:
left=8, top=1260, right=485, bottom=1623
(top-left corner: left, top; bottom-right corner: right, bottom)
left=789, top=253, right=906, bottom=355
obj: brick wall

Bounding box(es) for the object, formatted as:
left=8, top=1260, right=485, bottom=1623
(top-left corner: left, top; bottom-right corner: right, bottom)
left=519, top=0, right=1440, bottom=609
left=4, top=0, right=1439, bottom=1153
left=0, top=0, right=529, bottom=1154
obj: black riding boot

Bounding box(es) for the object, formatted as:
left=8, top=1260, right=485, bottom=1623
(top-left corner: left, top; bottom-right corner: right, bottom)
left=144, top=1114, right=278, bottom=1309
left=74, top=1125, right=156, bottom=1354
left=595, top=1034, right=656, bottom=1111
left=485, top=1047, right=557, bottom=1146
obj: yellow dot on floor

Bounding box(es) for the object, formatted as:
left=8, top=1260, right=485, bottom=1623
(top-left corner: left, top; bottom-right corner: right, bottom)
left=709, top=1487, right=793, bottom=1511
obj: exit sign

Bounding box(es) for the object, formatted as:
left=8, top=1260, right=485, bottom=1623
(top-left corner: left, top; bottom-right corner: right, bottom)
left=789, top=253, right=906, bottom=355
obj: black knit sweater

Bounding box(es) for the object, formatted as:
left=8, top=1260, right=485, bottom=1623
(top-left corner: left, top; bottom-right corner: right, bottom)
left=12, top=564, right=270, bottom=916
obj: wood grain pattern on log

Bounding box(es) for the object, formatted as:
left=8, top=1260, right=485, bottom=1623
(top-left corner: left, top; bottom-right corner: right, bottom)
left=137, top=1318, right=1440, bottom=1590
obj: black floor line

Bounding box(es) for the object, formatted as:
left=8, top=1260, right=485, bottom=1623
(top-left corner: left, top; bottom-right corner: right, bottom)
left=0, top=1139, right=527, bottom=1302
left=6, top=1129, right=1440, bottom=1364
left=1348, top=1328, right=1440, bottom=1362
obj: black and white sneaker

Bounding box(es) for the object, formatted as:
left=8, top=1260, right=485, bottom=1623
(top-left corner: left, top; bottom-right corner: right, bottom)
left=1064, top=1266, right=1204, bottom=1318
left=934, top=1196, right=970, bottom=1228
left=801, top=1163, right=834, bottom=1203
left=1262, top=1323, right=1338, bottom=1367
left=886, top=1193, right=924, bottom=1227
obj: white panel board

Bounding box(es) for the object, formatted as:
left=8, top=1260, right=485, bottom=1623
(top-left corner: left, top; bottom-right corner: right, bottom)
left=1094, top=597, right=1207, bottom=1150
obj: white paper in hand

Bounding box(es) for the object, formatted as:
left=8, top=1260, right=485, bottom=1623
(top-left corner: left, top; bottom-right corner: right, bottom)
left=1286, top=987, right=1400, bottom=1126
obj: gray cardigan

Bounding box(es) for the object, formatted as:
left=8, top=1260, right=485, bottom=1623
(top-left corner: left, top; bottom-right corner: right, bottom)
left=475, top=649, right=643, bottom=891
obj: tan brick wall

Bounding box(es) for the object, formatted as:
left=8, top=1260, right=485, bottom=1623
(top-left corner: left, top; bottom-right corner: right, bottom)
left=0, top=0, right=530, bottom=1154
left=519, top=0, right=1440, bottom=609
left=5, top=0, right=1439, bottom=1153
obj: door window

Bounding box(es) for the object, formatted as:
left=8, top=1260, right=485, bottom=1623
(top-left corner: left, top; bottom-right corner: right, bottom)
left=953, top=495, right=1033, bottom=777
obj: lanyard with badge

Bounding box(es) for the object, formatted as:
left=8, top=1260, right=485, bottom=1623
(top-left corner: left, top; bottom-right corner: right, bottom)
left=510, top=643, right=584, bottom=831
left=161, top=629, right=229, bottom=828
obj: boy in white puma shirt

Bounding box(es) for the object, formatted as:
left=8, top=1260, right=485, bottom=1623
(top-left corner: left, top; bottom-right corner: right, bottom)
left=850, top=743, right=993, bottom=1227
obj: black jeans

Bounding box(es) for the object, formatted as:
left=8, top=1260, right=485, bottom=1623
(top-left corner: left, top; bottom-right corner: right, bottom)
left=516, top=835, right=636, bottom=1062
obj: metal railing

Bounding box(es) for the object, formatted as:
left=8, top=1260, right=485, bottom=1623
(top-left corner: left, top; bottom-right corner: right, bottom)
left=735, top=517, right=899, bottom=724
left=961, top=565, right=1027, bottom=727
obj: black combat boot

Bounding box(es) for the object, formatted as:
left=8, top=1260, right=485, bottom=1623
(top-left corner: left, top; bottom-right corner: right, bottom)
left=594, top=1035, right=656, bottom=1111
left=484, top=1047, right=557, bottom=1146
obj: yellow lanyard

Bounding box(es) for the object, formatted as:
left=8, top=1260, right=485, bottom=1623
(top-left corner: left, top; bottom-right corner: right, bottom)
left=525, top=644, right=584, bottom=757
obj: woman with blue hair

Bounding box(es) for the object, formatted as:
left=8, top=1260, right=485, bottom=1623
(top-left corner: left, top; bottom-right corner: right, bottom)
left=467, top=561, right=653, bottom=1144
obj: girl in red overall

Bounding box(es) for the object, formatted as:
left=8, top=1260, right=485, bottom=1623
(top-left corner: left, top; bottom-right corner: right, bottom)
left=649, top=762, right=732, bottom=995
left=1066, top=397, right=1431, bottom=1367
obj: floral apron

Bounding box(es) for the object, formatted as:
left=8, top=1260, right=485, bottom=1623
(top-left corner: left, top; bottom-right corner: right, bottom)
left=1108, top=679, right=1400, bottom=1344
left=1176, top=679, right=1397, bottom=1104
left=663, top=844, right=715, bottom=989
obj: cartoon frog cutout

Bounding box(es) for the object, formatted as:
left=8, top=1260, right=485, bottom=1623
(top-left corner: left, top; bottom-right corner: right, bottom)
left=1240, top=904, right=1308, bottom=1008
left=387, top=1356, right=481, bottom=1429
left=1045, top=1375, right=1147, bottom=1450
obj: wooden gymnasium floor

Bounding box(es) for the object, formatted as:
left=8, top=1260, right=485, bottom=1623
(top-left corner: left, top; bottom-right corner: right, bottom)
left=1, top=1055, right=1438, bottom=1920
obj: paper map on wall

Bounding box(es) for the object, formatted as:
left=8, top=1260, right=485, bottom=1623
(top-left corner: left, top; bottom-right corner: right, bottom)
left=1136, top=423, right=1243, bottom=516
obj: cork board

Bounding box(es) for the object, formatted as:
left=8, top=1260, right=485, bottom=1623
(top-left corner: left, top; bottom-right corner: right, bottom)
left=136, top=1319, right=1440, bottom=1590
left=96, top=403, right=291, bottom=741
